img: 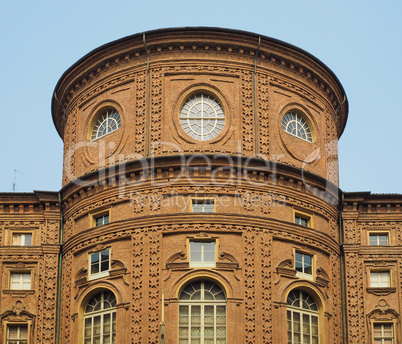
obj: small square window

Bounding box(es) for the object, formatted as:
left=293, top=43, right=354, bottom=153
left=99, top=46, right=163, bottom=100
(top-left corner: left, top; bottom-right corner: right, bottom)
left=7, top=324, right=28, bottom=344
left=190, top=241, right=216, bottom=267
left=369, top=234, right=389, bottom=246
left=373, top=323, right=394, bottom=344
left=10, top=273, right=31, bottom=290
left=12, top=233, right=32, bottom=246
left=192, top=199, right=215, bottom=213
left=295, top=252, right=313, bottom=280
left=370, top=271, right=390, bottom=288
left=89, top=249, right=110, bottom=280
left=95, top=214, right=109, bottom=227
left=295, top=215, right=309, bottom=227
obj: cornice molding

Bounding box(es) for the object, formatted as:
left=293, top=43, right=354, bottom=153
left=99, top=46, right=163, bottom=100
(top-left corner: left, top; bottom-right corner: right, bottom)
left=52, top=28, right=348, bottom=139
left=62, top=214, right=341, bottom=256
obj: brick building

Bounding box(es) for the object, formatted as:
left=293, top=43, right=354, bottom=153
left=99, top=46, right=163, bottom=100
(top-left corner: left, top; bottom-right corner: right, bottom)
left=0, top=28, right=401, bottom=344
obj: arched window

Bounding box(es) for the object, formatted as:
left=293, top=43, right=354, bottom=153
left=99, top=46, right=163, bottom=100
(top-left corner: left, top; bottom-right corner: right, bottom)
left=83, top=290, right=116, bottom=344
left=179, top=94, right=225, bottom=141
left=179, top=280, right=226, bottom=344
left=287, top=289, right=319, bottom=344
left=91, top=109, right=121, bottom=141
left=282, top=111, right=313, bottom=142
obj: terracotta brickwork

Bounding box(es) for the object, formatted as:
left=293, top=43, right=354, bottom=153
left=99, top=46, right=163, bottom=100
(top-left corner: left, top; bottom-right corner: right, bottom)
left=52, top=28, right=347, bottom=344
left=0, top=28, right=400, bottom=344
left=342, top=192, right=402, bottom=344
left=0, top=191, right=60, bottom=344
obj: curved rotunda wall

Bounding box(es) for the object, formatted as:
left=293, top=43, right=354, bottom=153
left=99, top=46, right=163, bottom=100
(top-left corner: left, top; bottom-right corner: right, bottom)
left=53, top=27, right=348, bottom=188
left=53, top=28, right=348, bottom=344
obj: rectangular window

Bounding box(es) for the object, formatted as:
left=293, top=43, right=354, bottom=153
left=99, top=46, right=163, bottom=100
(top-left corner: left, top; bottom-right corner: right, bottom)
left=295, top=215, right=309, bottom=227
left=192, top=199, right=215, bottom=213
left=373, top=323, right=394, bottom=344
left=12, top=233, right=32, bottom=246
left=370, top=271, right=390, bottom=288
left=369, top=234, right=389, bottom=246
left=89, top=249, right=110, bottom=279
left=295, top=252, right=313, bottom=280
left=95, top=214, right=109, bottom=227
left=7, top=324, right=28, bottom=344
left=10, top=273, right=31, bottom=290
left=190, top=241, right=216, bottom=267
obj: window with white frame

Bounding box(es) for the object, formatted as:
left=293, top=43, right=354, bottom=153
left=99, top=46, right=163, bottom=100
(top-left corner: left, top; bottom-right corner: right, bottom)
left=91, top=109, right=121, bottom=141
left=370, top=271, right=390, bottom=288
left=282, top=111, right=313, bottom=142
left=12, top=233, right=32, bottom=246
left=179, top=280, right=226, bottom=344
left=10, top=273, right=31, bottom=290
left=84, top=290, right=116, bottom=344
left=190, top=241, right=216, bottom=268
left=94, top=213, right=109, bottom=227
left=179, top=94, right=225, bottom=141
left=295, top=214, right=310, bottom=227
left=295, top=252, right=313, bottom=280
left=89, top=249, right=110, bottom=280
left=287, top=289, right=319, bottom=344
left=6, top=324, right=28, bottom=344
left=369, top=233, right=389, bottom=246
left=373, top=323, right=394, bottom=344
left=192, top=199, right=215, bottom=213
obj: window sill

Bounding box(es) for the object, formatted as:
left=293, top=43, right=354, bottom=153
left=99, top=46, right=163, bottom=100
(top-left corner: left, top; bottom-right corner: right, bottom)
left=366, top=287, right=396, bottom=296
left=296, top=272, right=314, bottom=281
left=88, top=271, right=110, bottom=281
left=3, top=290, right=35, bottom=298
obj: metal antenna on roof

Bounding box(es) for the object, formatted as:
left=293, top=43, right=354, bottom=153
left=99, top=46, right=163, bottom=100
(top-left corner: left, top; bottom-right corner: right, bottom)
left=13, top=169, right=24, bottom=192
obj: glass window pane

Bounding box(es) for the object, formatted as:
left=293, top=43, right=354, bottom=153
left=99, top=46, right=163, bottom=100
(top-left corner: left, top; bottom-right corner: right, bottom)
left=91, top=253, right=100, bottom=265
left=192, top=203, right=204, bottom=212
left=101, top=260, right=109, bottom=272
left=378, top=235, right=388, bottom=245
left=204, top=251, right=215, bottom=262
left=12, top=234, right=22, bottom=246
left=369, top=235, right=378, bottom=246
left=91, top=263, right=100, bottom=274
left=101, top=250, right=109, bottom=262
left=24, top=234, right=32, bottom=246
left=191, top=252, right=202, bottom=262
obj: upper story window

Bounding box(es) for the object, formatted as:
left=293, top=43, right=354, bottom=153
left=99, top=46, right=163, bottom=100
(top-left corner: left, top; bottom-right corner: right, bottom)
left=295, top=216, right=309, bottom=227
left=192, top=199, right=215, bottom=213
left=295, top=252, right=313, bottom=280
left=179, top=280, right=226, bottom=344
left=179, top=94, right=225, bottom=141
left=282, top=111, right=313, bottom=142
left=190, top=241, right=216, bottom=268
left=10, top=273, right=31, bottom=290
left=12, top=233, right=32, bottom=246
left=369, top=233, right=389, bottom=246
left=91, top=210, right=110, bottom=227
left=7, top=324, right=28, bottom=344
left=91, top=109, right=121, bottom=141
left=287, top=289, right=319, bottom=344
left=294, top=212, right=311, bottom=227
left=373, top=323, right=394, bottom=344
left=89, top=249, right=111, bottom=280
left=84, top=290, right=116, bottom=344
left=370, top=271, right=390, bottom=288
left=95, top=214, right=109, bottom=227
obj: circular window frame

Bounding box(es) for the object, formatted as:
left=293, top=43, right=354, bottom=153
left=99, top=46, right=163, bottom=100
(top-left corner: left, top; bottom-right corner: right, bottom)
left=88, top=104, right=123, bottom=142
left=281, top=110, right=314, bottom=143
left=277, top=104, right=320, bottom=163
left=174, top=86, right=230, bottom=144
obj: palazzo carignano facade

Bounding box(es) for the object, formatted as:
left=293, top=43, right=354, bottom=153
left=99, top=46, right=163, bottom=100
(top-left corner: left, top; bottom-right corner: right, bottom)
left=0, top=28, right=401, bottom=344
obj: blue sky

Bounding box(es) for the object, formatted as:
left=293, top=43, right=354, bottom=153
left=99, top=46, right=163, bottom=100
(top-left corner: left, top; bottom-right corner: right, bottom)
left=0, top=0, right=401, bottom=194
